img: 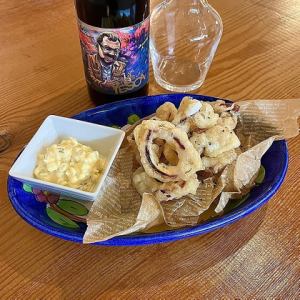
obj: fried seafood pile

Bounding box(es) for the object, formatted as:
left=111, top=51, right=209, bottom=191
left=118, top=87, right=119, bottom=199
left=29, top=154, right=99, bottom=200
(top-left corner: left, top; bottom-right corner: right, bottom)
left=129, top=97, right=241, bottom=204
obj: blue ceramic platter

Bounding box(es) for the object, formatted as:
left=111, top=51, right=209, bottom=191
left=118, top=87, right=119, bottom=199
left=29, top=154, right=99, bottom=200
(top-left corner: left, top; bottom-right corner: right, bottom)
left=7, top=94, right=288, bottom=246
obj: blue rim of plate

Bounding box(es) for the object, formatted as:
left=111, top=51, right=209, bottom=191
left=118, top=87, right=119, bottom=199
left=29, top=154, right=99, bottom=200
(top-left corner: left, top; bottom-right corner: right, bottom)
left=7, top=94, right=289, bottom=246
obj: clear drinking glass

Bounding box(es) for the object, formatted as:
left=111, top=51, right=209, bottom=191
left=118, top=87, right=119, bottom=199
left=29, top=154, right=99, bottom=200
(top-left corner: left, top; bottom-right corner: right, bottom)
left=150, top=0, right=223, bottom=92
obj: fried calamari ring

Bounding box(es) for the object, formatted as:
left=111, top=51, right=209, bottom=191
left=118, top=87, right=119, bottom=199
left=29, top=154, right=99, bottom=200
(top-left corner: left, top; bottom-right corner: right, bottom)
left=211, top=100, right=239, bottom=114
left=190, top=131, right=207, bottom=155
left=203, top=125, right=241, bottom=157
left=156, top=102, right=178, bottom=122
left=192, top=102, right=219, bottom=129
left=133, top=168, right=199, bottom=201
left=217, top=112, right=238, bottom=130
left=129, top=126, right=165, bottom=164
left=155, top=174, right=199, bottom=201
left=134, top=120, right=203, bottom=182
left=163, top=143, right=179, bottom=166
left=202, top=149, right=238, bottom=173
left=177, top=97, right=202, bottom=117
left=172, top=97, right=202, bottom=132
left=150, top=144, right=163, bottom=162
left=132, top=167, right=161, bottom=195
left=127, top=132, right=142, bottom=165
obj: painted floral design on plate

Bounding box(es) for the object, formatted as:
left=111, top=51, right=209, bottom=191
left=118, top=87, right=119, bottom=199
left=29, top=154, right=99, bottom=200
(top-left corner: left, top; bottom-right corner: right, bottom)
left=22, top=184, right=90, bottom=229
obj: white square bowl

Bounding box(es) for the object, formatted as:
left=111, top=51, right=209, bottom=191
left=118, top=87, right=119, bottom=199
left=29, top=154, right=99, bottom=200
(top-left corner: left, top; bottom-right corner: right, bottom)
left=9, top=115, right=125, bottom=201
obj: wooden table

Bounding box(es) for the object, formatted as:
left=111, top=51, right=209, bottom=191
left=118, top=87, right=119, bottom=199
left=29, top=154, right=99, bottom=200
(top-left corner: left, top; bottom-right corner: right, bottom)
left=1, top=0, right=299, bottom=298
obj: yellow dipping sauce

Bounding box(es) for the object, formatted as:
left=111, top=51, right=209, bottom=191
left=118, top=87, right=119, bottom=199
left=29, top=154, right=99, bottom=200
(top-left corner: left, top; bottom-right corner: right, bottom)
left=34, top=138, right=105, bottom=192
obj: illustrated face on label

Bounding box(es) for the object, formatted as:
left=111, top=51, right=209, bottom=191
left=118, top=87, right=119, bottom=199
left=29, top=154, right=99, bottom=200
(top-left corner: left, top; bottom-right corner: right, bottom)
left=97, top=33, right=121, bottom=65
left=78, top=18, right=149, bottom=95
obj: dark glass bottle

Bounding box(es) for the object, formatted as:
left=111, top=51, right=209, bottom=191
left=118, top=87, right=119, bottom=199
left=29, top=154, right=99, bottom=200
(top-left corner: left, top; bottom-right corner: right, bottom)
left=75, top=0, right=150, bottom=104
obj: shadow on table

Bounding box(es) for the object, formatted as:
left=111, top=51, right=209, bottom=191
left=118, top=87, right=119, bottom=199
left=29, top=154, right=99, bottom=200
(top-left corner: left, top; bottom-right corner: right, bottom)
left=1, top=205, right=267, bottom=298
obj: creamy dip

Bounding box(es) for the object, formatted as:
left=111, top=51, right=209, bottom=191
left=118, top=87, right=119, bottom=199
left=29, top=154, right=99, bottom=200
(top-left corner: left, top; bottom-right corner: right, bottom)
left=34, top=138, right=105, bottom=192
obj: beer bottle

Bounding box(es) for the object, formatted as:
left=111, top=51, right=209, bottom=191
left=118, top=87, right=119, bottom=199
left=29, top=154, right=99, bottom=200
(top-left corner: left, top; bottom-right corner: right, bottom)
left=75, top=0, right=150, bottom=104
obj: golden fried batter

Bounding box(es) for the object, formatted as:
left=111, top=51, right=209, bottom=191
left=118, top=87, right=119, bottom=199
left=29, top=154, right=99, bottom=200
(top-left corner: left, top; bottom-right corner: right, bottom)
left=203, top=125, right=241, bottom=157
left=202, top=149, right=238, bottom=173
left=190, top=131, right=207, bottom=155
left=163, top=143, right=179, bottom=165
left=217, top=112, right=238, bottom=130
left=132, top=167, right=161, bottom=195
left=155, top=174, right=199, bottom=201
left=172, top=97, right=202, bottom=132
left=156, top=102, right=178, bottom=122
left=134, top=120, right=203, bottom=182
left=211, top=100, right=235, bottom=113
left=193, top=102, right=219, bottom=129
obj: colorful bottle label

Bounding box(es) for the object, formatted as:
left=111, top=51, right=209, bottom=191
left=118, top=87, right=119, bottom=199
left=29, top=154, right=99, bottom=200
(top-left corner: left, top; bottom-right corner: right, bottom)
left=78, top=18, right=149, bottom=95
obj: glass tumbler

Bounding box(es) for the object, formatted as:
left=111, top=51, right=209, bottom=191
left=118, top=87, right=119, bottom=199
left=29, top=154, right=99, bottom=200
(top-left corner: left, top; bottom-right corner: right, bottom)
left=150, top=0, right=223, bottom=92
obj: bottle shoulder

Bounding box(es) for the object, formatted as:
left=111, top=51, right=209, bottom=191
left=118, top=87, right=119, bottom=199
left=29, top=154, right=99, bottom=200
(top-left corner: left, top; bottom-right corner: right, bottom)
left=76, top=0, right=149, bottom=28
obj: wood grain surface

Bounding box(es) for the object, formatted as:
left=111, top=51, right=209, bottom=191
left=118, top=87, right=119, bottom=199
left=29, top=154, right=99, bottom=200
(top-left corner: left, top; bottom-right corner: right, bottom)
left=0, top=0, right=299, bottom=299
